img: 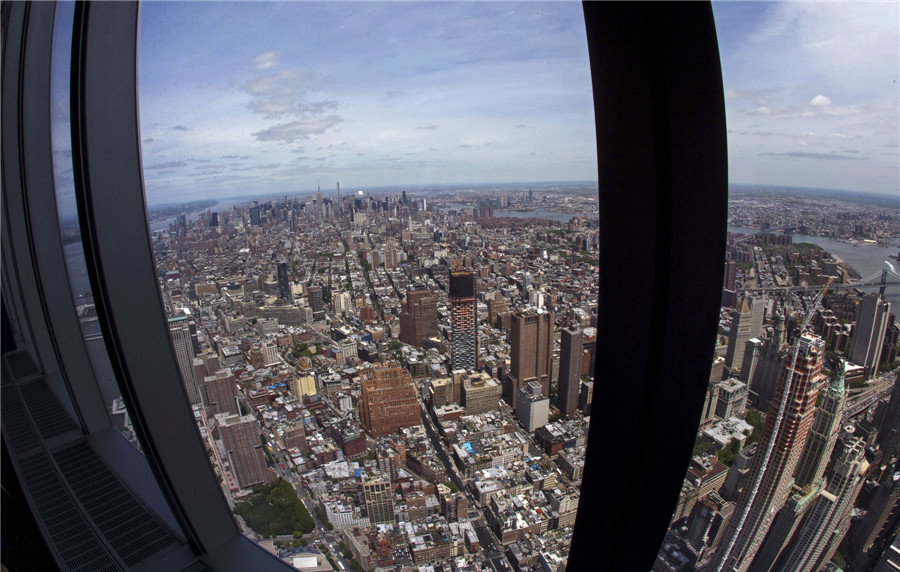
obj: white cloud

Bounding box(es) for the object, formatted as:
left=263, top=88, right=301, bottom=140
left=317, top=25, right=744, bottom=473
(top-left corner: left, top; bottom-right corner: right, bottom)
left=254, top=51, right=279, bottom=71
left=810, top=94, right=831, bottom=106
left=252, top=116, right=343, bottom=142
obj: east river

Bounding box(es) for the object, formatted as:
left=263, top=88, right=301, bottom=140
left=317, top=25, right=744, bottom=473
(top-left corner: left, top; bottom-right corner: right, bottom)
left=728, top=226, right=900, bottom=308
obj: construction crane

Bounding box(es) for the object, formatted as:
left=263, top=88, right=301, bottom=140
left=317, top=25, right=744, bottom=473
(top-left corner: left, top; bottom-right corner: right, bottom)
left=714, top=276, right=833, bottom=572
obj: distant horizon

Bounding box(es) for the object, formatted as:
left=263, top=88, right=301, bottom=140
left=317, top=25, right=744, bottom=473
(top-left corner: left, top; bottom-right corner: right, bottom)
left=143, top=180, right=897, bottom=211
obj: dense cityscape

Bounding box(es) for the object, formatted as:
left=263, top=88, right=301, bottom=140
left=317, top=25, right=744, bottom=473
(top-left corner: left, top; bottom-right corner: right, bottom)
left=149, top=183, right=599, bottom=572
left=134, top=182, right=900, bottom=572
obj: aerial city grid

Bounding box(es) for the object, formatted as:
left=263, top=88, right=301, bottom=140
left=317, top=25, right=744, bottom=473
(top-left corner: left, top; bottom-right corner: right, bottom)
left=58, top=2, right=898, bottom=571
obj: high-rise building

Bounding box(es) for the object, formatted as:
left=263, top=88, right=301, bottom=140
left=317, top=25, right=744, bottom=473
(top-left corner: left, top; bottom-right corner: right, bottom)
left=168, top=315, right=200, bottom=405
left=848, top=462, right=900, bottom=569
left=200, top=369, right=239, bottom=417
left=516, top=381, right=549, bottom=432
left=793, top=360, right=847, bottom=489
left=217, top=413, right=270, bottom=490
left=712, top=333, right=826, bottom=572
left=726, top=294, right=766, bottom=374
left=558, top=327, right=583, bottom=415
left=487, top=296, right=507, bottom=329
left=779, top=437, right=867, bottom=572
left=748, top=313, right=787, bottom=413
left=461, top=372, right=501, bottom=415
left=877, top=371, right=900, bottom=458
left=849, top=294, right=891, bottom=379
left=715, top=378, right=748, bottom=420
left=359, top=363, right=420, bottom=437
left=508, top=309, right=553, bottom=408
left=579, top=381, right=594, bottom=416
left=277, top=261, right=290, bottom=302
left=749, top=479, right=825, bottom=572
left=449, top=271, right=478, bottom=371
left=399, top=287, right=439, bottom=346
left=308, top=285, right=325, bottom=321
left=363, top=475, right=395, bottom=525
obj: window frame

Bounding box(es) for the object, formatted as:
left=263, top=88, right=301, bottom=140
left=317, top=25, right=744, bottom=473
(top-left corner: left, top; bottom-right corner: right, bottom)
left=2, top=2, right=729, bottom=570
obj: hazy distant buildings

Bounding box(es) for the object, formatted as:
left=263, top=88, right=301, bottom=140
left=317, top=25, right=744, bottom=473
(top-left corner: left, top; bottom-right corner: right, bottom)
left=508, top=309, right=553, bottom=408
left=850, top=294, right=891, bottom=379
left=449, top=271, right=478, bottom=371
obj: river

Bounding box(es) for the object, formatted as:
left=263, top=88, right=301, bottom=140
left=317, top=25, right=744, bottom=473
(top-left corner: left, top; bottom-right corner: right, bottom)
left=728, top=226, right=900, bottom=308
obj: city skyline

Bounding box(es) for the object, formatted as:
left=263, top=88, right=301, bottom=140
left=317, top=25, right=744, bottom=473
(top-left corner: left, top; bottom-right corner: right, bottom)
left=48, top=1, right=899, bottom=216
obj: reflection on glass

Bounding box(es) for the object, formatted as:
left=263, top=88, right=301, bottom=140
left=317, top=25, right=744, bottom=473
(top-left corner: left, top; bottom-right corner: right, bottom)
left=50, top=1, right=139, bottom=448
left=137, top=2, right=598, bottom=565
left=657, top=2, right=899, bottom=571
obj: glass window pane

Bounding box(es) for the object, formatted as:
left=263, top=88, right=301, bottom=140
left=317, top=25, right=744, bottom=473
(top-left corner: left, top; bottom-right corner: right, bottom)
left=138, top=2, right=598, bottom=566
left=657, top=3, right=899, bottom=571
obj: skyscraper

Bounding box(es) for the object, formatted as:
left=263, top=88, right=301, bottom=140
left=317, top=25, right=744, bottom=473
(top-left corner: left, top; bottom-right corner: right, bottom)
left=848, top=462, right=900, bottom=569
left=779, top=437, right=867, bottom=572
left=449, top=271, right=478, bottom=371
left=849, top=294, right=891, bottom=379
left=726, top=294, right=766, bottom=374
left=558, top=326, right=583, bottom=415
left=217, top=413, right=270, bottom=490
left=508, top=309, right=553, bottom=408
left=876, top=371, right=900, bottom=458
left=712, top=333, right=826, bottom=572
left=308, top=285, right=325, bottom=321
left=363, top=475, right=395, bottom=525
left=359, top=363, right=420, bottom=438
left=200, top=369, right=239, bottom=417
left=399, top=287, right=439, bottom=346
left=277, top=261, right=290, bottom=302
left=793, top=360, right=847, bottom=489
left=168, top=315, right=200, bottom=404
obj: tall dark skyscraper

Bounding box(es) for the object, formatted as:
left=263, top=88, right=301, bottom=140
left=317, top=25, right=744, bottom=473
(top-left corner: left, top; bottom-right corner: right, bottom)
left=450, top=271, right=477, bottom=372
left=558, top=326, right=583, bottom=415
left=308, top=285, right=325, bottom=321
left=713, top=333, right=826, bottom=572
left=508, top=309, right=553, bottom=408
left=277, top=261, right=290, bottom=303
left=849, top=294, right=891, bottom=379
left=399, top=287, right=439, bottom=346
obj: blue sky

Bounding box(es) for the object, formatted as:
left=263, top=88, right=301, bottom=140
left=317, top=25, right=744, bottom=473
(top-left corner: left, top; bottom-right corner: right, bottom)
left=136, top=1, right=597, bottom=204
left=52, top=2, right=898, bottom=209
left=712, top=1, right=898, bottom=198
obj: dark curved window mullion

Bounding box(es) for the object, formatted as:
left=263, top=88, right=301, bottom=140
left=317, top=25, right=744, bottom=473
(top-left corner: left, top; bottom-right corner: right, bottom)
left=570, top=3, right=728, bottom=570
left=68, top=1, right=238, bottom=554
left=1, top=1, right=111, bottom=432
